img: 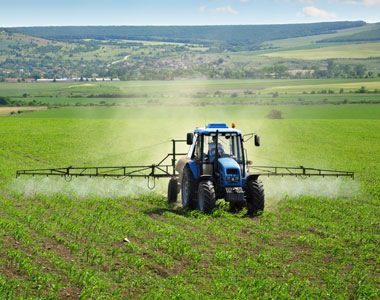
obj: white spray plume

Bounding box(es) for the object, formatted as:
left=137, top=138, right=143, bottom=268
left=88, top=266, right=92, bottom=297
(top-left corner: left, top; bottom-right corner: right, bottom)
left=8, top=176, right=360, bottom=207
left=261, top=176, right=360, bottom=204
left=8, top=177, right=166, bottom=199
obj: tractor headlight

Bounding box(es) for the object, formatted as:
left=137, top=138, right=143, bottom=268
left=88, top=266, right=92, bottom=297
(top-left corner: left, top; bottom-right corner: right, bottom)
left=226, top=176, right=231, bottom=181
left=235, top=176, right=240, bottom=181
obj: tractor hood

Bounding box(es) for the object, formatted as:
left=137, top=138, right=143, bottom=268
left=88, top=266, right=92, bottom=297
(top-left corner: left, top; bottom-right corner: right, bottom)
left=218, top=157, right=242, bottom=186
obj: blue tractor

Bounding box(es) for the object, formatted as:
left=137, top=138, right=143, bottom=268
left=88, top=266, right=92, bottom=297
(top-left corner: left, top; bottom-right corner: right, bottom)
left=168, top=123, right=264, bottom=215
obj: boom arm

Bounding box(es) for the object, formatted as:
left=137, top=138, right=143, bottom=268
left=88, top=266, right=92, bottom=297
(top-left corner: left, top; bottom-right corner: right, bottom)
left=15, top=139, right=354, bottom=180
left=248, top=165, right=354, bottom=179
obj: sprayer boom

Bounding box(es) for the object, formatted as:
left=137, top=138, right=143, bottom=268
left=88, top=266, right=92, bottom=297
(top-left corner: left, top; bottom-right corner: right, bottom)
left=16, top=164, right=173, bottom=179
left=15, top=137, right=354, bottom=186
left=248, top=166, right=354, bottom=179
left=16, top=164, right=354, bottom=180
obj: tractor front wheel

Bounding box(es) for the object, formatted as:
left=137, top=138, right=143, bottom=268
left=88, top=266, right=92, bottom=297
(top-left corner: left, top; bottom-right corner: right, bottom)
left=198, top=180, right=216, bottom=213
left=245, top=179, right=265, bottom=216
left=167, top=178, right=178, bottom=203
left=181, top=166, right=196, bottom=209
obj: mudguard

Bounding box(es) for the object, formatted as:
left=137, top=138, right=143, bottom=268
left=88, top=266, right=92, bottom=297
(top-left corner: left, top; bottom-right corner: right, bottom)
left=187, top=161, right=200, bottom=179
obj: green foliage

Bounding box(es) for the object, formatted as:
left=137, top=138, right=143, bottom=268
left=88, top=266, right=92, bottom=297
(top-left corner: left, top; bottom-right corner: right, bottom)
left=0, top=96, right=10, bottom=105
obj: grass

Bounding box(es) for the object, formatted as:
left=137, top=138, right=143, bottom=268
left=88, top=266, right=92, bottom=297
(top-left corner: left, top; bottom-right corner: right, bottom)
left=11, top=104, right=380, bottom=120
left=260, top=23, right=378, bottom=50
left=0, top=85, right=380, bottom=298
left=263, top=42, right=380, bottom=60
left=2, top=79, right=380, bottom=107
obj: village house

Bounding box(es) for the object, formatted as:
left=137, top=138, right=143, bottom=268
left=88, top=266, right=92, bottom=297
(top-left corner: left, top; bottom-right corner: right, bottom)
left=5, top=78, right=19, bottom=83
left=288, top=69, right=315, bottom=76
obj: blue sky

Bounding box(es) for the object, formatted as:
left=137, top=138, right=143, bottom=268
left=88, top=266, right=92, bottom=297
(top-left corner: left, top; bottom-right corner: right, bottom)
left=0, top=0, right=379, bottom=27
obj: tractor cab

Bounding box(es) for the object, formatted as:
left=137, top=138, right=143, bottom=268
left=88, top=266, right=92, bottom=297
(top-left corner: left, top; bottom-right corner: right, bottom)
left=186, top=123, right=246, bottom=186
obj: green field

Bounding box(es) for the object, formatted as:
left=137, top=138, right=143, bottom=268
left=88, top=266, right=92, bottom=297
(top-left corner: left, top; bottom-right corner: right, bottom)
left=2, top=18, right=380, bottom=298
left=2, top=79, right=380, bottom=109
left=263, top=42, right=380, bottom=60
left=261, top=23, right=378, bottom=50
left=1, top=78, right=380, bottom=299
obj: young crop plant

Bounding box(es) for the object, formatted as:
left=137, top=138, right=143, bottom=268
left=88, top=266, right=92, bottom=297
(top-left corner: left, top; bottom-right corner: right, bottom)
left=0, top=78, right=380, bottom=298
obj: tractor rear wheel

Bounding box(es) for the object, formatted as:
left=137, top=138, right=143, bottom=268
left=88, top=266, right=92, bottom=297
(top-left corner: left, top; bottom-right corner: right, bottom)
left=198, top=180, right=216, bottom=213
left=167, top=178, right=178, bottom=203
left=246, top=179, right=265, bottom=216
left=181, top=166, right=196, bottom=209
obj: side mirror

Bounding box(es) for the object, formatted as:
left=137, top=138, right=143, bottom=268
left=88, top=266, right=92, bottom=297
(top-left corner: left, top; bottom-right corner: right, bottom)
left=187, top=133, right=194, bottom=145
left=254, top=134, right=260, bottom=147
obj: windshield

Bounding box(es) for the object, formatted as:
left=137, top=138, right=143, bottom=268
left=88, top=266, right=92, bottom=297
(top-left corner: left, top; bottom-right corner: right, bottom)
left=204, top=133, right=242, bottom=162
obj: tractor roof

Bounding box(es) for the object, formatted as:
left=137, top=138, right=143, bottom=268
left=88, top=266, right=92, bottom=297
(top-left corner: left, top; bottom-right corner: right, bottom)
left=194, top=123, right=242, bottom=135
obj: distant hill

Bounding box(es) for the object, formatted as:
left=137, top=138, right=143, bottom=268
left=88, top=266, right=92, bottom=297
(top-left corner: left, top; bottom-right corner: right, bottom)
left=317, top=23, right=380, bottom=43
left=14, top=21, right=366, bottom=48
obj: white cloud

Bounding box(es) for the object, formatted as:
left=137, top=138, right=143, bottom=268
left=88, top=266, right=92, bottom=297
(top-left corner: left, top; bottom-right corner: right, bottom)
left=199, top=6, right=206, bottom=12
left=298, top=6, right=337, bottom=18
left=297, top=0, right=314, bottom=3
left=330, top=0, right=380, bottom=5
left=355, top=0, right=380, bottom=5
left=209, top=5, right=238, bottom=14
left=275, top=0, right=314, bottom=2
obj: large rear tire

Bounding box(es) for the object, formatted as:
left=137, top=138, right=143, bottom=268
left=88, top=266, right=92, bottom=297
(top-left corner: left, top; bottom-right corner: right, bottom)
left=246, top=180, right=265, bottom=216
left=167, top=178, right=178, bottom=203
left=198, top=181, right=216, bottom=213
left=181, top=166, right=196, bottom=209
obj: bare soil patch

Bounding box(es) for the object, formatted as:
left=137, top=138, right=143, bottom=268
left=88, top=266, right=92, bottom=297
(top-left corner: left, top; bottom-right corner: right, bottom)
left=0, top=106, right=48, bottom=117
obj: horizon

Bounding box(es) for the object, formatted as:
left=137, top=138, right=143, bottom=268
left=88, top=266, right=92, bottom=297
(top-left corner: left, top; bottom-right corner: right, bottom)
left=3, top=20, right=376, bottom=28
left=0, top=0, right=379, bottom=27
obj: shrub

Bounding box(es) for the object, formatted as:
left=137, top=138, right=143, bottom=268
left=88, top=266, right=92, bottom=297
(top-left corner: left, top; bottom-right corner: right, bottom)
left=0, top=96, right=10, bottom=105
left=214, top=91, right=223, bottom=97
left=356, top=86, right=366, bottom=93
left=266, top=109, right=283, bottom=119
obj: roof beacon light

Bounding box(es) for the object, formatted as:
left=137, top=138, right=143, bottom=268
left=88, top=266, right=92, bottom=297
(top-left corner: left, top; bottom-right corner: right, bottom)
left=232, top=122, right=236, bottom=128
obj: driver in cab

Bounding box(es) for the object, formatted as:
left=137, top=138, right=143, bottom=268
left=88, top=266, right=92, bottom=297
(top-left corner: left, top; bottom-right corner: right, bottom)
left=208, top=136, right=224, bottom=161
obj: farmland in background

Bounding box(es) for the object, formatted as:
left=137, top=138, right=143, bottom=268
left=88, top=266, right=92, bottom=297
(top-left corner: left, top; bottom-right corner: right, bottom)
left=1, top=78, right=380, bottom=108
left=263, top=42, right=380, bottom=60
left=2, top=21, right=380, bottom=81
left=0, top=78, right=380, bottom=298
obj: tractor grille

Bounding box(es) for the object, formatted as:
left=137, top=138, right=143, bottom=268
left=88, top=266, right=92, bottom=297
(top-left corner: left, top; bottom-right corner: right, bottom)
left=227, top=169, right=239, bottom=174
left=225, top=187, right=244, bottom=202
